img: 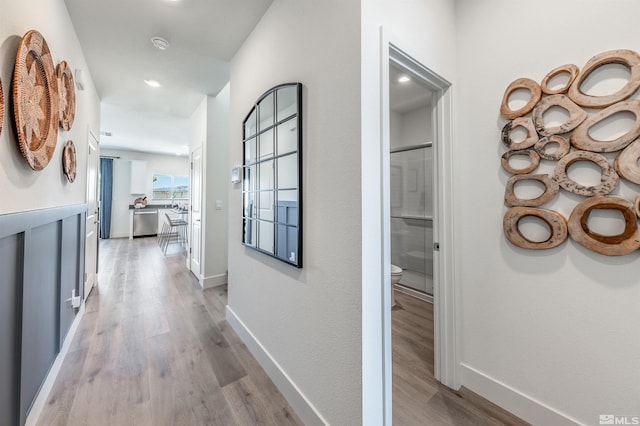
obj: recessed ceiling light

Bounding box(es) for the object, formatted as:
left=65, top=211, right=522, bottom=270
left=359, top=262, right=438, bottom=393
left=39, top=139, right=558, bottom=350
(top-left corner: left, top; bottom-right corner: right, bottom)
left=398, top=75, right=411, bottom=83
left=151, top=36, right=170, bottom=50
left=144, top=79, right=162, bottom=88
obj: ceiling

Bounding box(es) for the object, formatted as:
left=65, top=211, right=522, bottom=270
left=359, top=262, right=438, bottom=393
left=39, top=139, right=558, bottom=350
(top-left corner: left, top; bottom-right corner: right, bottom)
left=389, top=63, right=432, bottom=114
left=64, top=0, right=273, bottom=156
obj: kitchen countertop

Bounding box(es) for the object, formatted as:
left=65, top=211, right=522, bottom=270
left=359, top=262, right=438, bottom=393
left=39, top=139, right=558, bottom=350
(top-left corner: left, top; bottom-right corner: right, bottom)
left=129, top=204, right=188, bottom=213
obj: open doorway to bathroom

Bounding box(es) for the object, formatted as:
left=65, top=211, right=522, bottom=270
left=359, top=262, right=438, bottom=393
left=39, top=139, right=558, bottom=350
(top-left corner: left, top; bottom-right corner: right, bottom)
left=387, top=45, right=458, bottom=423
left=389, top=62, right=435, bottom=303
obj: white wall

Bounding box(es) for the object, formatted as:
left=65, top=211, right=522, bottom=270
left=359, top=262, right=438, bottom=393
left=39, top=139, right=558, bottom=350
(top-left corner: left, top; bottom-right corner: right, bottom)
left=455, top=1, right=640, bottom=424
left=202, top=84, right=230, bottom=287
left=100, top=149, right=189, bottom=238
left=0, top=0, right=100, bottom=214
left=227, top=0, right=362, bottom=424
left=390, top=105, right=433, bottom=149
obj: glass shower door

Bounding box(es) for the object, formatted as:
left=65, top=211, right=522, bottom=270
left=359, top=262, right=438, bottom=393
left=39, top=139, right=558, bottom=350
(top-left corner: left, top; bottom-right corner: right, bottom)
left=390, top=145, right=433, bottom=295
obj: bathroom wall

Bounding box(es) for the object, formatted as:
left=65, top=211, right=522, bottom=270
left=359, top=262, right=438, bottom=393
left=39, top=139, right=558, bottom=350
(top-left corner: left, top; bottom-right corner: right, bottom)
left=455, top=0, right=640, bottom=423
left=227, top=0, right=362, bottom=424
left=390, top=105, right=433, bottom=150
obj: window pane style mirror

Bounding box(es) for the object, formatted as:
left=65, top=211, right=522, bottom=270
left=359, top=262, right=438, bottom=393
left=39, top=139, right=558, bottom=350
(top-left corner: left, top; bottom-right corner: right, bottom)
left=242, top=83, right=302, bottom=267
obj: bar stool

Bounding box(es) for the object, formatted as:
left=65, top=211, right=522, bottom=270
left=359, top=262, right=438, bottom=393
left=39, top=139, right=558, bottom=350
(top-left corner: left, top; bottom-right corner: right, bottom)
left=160, top=213, right=188, bottom=255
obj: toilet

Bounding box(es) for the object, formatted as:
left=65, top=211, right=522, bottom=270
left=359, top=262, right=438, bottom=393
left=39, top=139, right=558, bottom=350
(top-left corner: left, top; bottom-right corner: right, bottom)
left=391, top=264, right=403, bottom=309
left=391, top=264, right=403, bottom=285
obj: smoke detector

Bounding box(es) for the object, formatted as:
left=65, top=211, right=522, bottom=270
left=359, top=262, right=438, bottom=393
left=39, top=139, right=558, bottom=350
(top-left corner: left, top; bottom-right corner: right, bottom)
left=151, top=36, right=170, bottom=50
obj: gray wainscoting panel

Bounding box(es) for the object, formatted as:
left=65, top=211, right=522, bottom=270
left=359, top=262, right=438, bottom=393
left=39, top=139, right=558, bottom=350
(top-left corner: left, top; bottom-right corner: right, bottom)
left=20, top=223, right=61, bottom=424
left=0, top=234, right=23, bottom=426
left=59, top=215, right=81, bottom=347
left=0, top=203, right=86, bottom=426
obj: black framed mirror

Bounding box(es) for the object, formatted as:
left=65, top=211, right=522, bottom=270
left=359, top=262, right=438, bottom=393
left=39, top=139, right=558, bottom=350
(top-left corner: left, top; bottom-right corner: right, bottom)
left=242, top=82, right=302, bottom=267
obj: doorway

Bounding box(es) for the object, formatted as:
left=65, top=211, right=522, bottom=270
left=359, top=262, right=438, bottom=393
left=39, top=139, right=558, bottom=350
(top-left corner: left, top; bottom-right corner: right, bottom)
left=384, top=43, right=458, bottom=420
left=84, top=131, right=100, bottom=300
left=389, top=60, right=436, bottom=302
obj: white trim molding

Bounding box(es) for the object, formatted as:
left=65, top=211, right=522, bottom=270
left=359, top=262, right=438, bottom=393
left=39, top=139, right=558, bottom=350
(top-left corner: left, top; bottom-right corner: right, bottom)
left=200, top=273, right=228, bottom=289
left=460, top=363, right=580, bottom=426
left=387, top=42, right=459, bottom=389
left=226, top=306, right=328, bottom=426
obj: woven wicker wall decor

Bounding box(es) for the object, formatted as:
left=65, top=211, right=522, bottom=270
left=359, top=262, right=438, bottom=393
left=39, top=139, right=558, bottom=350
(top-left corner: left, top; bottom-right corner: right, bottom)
left=62, top=140, right=76, bottom=183
left=12, top=30, right=59, bottom=171
left=57, top=60, right=76, bottom=131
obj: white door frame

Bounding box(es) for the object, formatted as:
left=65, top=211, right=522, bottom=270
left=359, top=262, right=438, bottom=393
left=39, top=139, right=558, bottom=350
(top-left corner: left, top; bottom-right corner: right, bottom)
left=84, top=130, right=100, bottom=300
left=365, top=35, right=459, bottom=424
left=387, top=43, right=458, bottom=388
left=189, top=147, right=203, bottom=278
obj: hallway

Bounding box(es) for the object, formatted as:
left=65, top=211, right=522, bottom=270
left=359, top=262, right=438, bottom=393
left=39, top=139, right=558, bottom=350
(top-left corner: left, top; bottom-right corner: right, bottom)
left=37, top=238, right=302, bottom=425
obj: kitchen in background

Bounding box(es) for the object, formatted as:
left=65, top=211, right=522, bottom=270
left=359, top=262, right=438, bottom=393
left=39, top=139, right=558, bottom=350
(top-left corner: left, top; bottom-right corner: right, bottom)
left=100, top=149, right=190, bottom=239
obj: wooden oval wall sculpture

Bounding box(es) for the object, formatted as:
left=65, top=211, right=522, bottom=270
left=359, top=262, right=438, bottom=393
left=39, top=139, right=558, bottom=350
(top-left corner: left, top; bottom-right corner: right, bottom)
left=534, top=135, right=571, bottom=160
left=503, top=207, right=568, bottom=250
left=568, top=50, right=640, bottom=108
left=501, top=150, right=540, bottom=174
left=501, top=117, right=539, bottom=150
left=500, top=49, right=640, bottom=256
left=568, top=196, right=640, bottom=256
left=0, top=78, right=4, bottom=136
left=541, top=64, right=579, bottom=95
left=12, top=30, right=59, bottom=171
left=614, top=138, right=640, bottom=184
left=500, top=78, right=542, bottom=119
left=553, top=151, right=618, bottom=196
left=62, top=140, right=76, bottom=183
left=504, top=174, right=559, bottom=207
left=570, top=100, right=640, bottom=152
left=56, top=61, right=75, bottom=131
left=532, top=94, right=586, bottom=136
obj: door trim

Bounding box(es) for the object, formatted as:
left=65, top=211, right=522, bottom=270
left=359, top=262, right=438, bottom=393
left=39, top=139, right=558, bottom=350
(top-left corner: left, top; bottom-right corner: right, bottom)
left=362, top=30, right=459, bottom=425
left=387, top=44, right=459, bottom=390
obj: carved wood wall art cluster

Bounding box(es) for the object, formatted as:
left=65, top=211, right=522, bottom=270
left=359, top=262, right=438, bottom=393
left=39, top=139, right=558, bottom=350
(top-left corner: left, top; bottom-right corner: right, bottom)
left=500, top=49, right=640, bottom=256
left=10, top=29, right=77, bottom=177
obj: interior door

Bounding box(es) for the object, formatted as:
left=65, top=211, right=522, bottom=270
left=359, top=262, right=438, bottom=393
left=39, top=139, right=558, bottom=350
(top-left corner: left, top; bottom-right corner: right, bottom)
left=190, top=147, right=202, bottom=277
left=85, top=131, right=99, bottom=299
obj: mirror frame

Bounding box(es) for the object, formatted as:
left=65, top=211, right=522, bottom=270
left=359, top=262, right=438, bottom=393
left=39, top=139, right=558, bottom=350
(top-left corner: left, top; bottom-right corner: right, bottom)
left=242, top=82, right=303, bottom=268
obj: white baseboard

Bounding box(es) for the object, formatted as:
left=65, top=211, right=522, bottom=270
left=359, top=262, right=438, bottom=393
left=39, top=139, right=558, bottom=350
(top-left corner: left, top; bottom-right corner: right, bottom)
left=226, top=306, right=327, bottom=426
left=200, top=273, right=228, bottom=289
left=460, top=363, right=581, bottom=426
left=108, top=232, right=130, bottom=239
left=25, top=303, right=86, bottom=426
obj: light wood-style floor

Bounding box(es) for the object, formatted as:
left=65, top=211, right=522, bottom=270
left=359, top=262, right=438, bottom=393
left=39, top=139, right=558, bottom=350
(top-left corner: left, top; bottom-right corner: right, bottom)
left=37, top=237, right=303, bottom=426
left=392, top=290, right=529, bottom=425
left=38, top=237, right=527, bottom=426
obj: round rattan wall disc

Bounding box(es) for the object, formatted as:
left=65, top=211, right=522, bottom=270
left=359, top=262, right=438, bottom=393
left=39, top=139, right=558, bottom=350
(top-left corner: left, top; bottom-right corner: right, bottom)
left=12, top=30, right=59, bottom=171
left=56, top=61, right=75, bottom=131
left=62, top=140, right=76, bottom=183
left=0, top=78, right=4, bottom=136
